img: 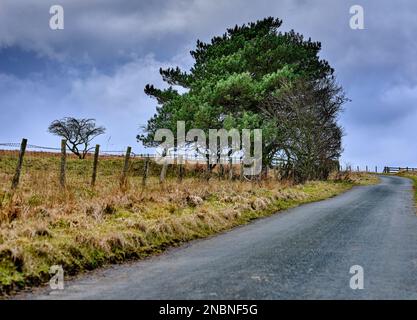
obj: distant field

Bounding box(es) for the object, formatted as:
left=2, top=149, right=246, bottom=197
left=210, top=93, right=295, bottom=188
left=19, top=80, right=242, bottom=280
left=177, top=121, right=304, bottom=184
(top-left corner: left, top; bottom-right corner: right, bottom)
left=0, top=151, right=378, bottom=295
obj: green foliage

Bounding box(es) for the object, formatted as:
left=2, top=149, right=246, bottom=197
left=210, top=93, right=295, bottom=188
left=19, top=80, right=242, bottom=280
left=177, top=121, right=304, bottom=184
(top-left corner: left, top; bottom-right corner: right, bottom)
left=138, top=17, right=345, bottom=180
left=139, top=17, right=330, bottom=137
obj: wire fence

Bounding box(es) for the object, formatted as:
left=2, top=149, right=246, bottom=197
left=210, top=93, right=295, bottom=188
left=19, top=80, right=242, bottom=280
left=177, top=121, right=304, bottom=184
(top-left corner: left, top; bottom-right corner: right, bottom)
left=0, top=142, right=134, bottom=157
left=1, top=141, right=389, bottom=169
left=0, top=138, right=258, bottom=190
left=2, top=141, right=395, bottom=171
left=0, top=142, right=246, bottom=163
left=1, top=138, right=396, bottom=191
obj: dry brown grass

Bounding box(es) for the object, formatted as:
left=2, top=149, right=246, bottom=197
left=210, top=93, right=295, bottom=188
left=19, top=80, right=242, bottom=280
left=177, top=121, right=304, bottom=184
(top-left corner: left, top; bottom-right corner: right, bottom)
left=0, top=152, right=378, bottom=295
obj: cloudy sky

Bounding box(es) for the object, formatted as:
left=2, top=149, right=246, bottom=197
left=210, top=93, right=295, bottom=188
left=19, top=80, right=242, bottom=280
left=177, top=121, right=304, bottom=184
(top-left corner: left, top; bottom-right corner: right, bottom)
left=0, top=0, right=416, bottom=168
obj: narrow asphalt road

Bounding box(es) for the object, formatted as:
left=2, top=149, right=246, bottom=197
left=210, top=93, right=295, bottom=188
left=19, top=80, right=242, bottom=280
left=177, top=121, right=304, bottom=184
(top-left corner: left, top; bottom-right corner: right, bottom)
left=20, top=175, right=417, bottom=299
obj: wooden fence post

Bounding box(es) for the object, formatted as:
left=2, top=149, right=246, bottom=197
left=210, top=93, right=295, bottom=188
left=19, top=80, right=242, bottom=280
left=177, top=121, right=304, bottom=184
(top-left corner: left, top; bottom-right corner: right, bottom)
left=160, top=159, right=168, bottom=184
left=91, top=144, right=100, bottom=187
left=178, top=155, right=184, bottom=183
left=120, top=146, right=131, bottom=188
left=193, top=155, right=198, bottom=175
left=60, top=139, right=66, bottom=188
left=274, top=166, right=279, bottom=181
left=206, top=155, right=211, bottom=181
left=142, top=155, right=150, bottom=186
left=292, top=163, right=295, bottom=182
left=228, top=157, right=233, bottom=180
left=240, top=158, right=244, bottom=181
left=219, top=163, right=224, bottom=180
left=11, top=138, right=27, bottom=190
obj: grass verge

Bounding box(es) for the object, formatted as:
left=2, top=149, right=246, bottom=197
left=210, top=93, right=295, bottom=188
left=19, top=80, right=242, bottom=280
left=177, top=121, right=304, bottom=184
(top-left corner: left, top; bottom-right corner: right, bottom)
left=397, top=171, right=417, bottom=208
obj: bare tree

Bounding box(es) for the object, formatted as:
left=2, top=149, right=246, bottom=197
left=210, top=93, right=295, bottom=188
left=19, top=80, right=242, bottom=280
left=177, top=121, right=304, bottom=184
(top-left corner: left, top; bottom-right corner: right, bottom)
left=259, top=77, right=347, bottom=182
left=48, top=118, right=106, bottom=159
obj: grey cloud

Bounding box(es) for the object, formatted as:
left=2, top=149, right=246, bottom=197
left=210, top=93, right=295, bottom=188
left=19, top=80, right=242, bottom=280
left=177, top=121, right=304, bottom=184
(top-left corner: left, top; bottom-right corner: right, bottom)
left=1, top=0, right=417, bottom=168
left=0, top=53, right=190, bottom=153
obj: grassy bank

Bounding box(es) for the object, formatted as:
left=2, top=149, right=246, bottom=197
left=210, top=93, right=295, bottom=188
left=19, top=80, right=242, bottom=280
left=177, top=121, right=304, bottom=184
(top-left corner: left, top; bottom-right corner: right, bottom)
left=397, top=171, right=417, bottom=208
left=0, top=152, right=378, bottom=295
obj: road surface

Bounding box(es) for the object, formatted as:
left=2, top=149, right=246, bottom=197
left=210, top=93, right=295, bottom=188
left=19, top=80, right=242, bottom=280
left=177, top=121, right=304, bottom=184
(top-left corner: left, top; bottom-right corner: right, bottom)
left=19, top=175, right=417, bottom=299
